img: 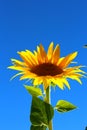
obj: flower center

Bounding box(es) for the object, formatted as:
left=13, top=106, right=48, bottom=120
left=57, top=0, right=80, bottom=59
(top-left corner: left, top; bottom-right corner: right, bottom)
left=31, top=63, right=63, bottom=76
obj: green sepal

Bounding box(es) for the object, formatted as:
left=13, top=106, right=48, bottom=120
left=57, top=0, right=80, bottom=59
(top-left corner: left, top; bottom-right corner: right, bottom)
left=50, top=82, right=56, bottom=87
left=30, top=125, right=46, bottom=130
left=24, top=85, right=42, bottom=97
left=30, top=96, right=54, bottom=126
left=55, top=100, right=77, bottom=113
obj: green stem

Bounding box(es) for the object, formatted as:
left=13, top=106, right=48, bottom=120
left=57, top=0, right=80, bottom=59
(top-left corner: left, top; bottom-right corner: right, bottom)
left=45, top=87, right=53, bottom=130
left=45, top=86, right=50, bottom=104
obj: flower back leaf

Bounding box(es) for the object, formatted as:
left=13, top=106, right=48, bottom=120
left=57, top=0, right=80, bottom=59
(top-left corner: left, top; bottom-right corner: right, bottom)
left=24, top=85, right=43, bottom=97
left=55, top=100, right=77, bottom=113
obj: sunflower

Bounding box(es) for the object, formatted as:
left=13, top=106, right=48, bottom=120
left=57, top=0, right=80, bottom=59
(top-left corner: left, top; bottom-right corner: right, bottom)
left=8, top=42, right=85, bottom=90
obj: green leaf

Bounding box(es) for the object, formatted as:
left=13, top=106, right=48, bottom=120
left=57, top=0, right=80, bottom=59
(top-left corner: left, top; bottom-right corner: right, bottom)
left=55, top=100, right=77, bottom=113
left=30, top=125, right=46, bottom=130
left=30, top=97, right=54, bottom=126
left=24, top=85, right=42, bottom=97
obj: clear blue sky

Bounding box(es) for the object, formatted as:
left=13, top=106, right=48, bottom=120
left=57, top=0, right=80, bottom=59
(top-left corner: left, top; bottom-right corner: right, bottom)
left=0, top=0, right=87, bottom=130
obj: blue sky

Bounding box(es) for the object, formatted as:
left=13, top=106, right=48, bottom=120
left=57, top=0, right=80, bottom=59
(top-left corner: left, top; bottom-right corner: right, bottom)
left=0, top=0, right=87, bottom=130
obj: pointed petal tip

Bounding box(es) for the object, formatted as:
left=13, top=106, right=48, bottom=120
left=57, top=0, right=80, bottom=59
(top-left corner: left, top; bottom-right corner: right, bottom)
left=7, top=66, right=13, bottom=69
left=74, top=51, right=78, bottom=56
left=49, top=42, right=60, bottom=47
left=72, top=51, right=78, bottom=57
left=17, top=51, right=21, bottom=54
left=68, top=87, right=71, bottom=90
left=25, top=49, right=29, bottom=52
left=9, top=58, right=15, bottom=62
left=7, top=65, right=10, bottom=69
left=38, top=43, right=44, bottom=48
left=48, top=42, right=54, bottom=48
left=50, top=41, right=54, bottom=44
left=56, top=43, right=60, bottom=46
left=58, top=86, right=64, bottom=90
left=17, top=51, right=23, bottom=54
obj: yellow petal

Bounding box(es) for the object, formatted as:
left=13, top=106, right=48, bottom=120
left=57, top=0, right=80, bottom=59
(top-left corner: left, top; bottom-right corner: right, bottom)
left=33, top=78, right=42, bottom=86
left=8, top=66, right=29, bottom=71
left=70, top=73, right=83, bottom=78
left=75, top=77, right=82, bottom=84
left=70, top=69, right=86, bottom=74
left=62, top=78, right=70, bottom=89
left=25, top=50, right=38, bottom=65
left=11, top=59, right=26, bottom=66
left=18, top=51, right=34, bottom=68
left=52, top=44, right=60, bottom=64
left=64, top=66, right=85, bottom=75
left=58, top=52, right=78, bottom=69
left=33, top=50, right=39, bottom=64
left=39, top=44, right=47, bottom=63
left=47, top=42, right=54, bottom=62
left=57, top=57, right=64, bottom=65
left=23, top=51, right=37, bottom=66
left=20, top=72, right=36, bottom=80
left=37, top=46, right=43, bottom=64
left=52, top=78, right=64, bottom=90
left=67, top=75, right=82, bottom=84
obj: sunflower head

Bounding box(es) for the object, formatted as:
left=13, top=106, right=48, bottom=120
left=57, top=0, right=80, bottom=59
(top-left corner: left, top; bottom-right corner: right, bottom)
left=8, top=42, right=86, bottom=90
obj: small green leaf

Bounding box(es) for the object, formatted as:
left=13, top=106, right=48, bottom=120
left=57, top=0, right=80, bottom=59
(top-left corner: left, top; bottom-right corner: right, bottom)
left=30, top=97, right=54, bottom=126
left=24, top=85, right=42, bottom=97
left=30, top=125, right=46, bottom=130
left=55, top=100, right=77, bottom=113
